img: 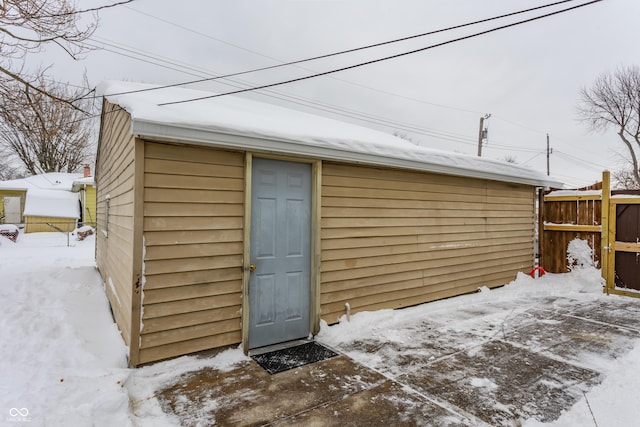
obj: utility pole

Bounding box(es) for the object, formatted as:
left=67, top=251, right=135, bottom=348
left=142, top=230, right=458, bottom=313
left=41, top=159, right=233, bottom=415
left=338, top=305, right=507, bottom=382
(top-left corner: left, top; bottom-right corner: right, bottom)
left=477, top=113, right=491, bottom=157
left=546, top=133, right=551, bottom=176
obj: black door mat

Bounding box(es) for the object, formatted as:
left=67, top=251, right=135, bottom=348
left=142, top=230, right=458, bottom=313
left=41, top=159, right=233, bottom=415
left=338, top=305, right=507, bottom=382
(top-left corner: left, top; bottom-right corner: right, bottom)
left=251, top=341, right=339, bottom=374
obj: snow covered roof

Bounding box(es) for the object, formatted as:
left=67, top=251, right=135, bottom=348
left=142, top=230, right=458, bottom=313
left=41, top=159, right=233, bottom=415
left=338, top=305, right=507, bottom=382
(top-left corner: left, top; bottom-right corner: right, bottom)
left=0, top=172, right=84, bottom=191
left=71, top=176, right=96, bottom=192
left=98, top=81, right=562, bottom=188
left=23, top=188, right=80, bottom=219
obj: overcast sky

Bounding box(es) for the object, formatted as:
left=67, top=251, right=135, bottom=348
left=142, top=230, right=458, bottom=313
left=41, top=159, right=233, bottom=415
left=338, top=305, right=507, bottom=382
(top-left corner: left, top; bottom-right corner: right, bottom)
left=38, top=0, right=640, bottom=187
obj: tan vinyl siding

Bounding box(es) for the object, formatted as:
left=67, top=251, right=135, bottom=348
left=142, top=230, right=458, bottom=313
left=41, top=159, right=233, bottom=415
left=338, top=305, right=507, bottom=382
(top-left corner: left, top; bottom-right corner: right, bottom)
left=95, top=102, right=137, bottom=347
left=139, top=142, right=244, bottom=364
left=320, top=162, right=535, bottom=323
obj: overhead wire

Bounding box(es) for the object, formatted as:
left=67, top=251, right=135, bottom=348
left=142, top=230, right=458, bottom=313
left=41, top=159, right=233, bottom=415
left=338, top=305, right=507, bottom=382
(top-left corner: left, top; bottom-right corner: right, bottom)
left=13, top=0, right=604, bottom=185
left=116, top=0, right=607, bottom=165
left=157, top=0, right=603, bottom=106
left=84, top=36, right=481, bottom=146
left=97, top=0, right=588, bottom=99
left=554, top=150, right=609, bottom=170
left=90, top=34, right=585, bottom=152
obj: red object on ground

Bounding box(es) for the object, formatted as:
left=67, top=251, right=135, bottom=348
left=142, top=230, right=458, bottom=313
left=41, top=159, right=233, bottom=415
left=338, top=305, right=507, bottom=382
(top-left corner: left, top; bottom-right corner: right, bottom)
left=0, top=228, right=18, bottom=242
left=529, top=266, right=546, bottom=278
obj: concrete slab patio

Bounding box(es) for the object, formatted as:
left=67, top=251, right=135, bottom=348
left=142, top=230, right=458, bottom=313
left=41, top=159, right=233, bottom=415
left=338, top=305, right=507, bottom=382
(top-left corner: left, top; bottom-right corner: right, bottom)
left=155, top=293, right=640, bottom=426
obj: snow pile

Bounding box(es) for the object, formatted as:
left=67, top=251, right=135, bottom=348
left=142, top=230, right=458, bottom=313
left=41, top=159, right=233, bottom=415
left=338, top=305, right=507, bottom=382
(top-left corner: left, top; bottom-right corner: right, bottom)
left=567, top=238, right=596, bottom=270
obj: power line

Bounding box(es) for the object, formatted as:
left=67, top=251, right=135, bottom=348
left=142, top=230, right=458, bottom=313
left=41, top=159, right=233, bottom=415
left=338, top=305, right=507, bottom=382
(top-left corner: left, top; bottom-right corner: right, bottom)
left=80, top=2, right=598, bottom=154
left=97, top=0, right=586, bottom=99
left=83, top=37, right=484, bottom=146
left=521, top=151, right=546, bottom=165
left=554, top=150, right=609, bottom=170
left=125, top=0, right=577, bottom=74
left=158, top=0, right=602, bottom=106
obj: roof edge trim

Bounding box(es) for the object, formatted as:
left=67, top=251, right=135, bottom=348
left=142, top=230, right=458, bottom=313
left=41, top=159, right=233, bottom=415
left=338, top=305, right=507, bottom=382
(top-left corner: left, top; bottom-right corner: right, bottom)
left=132, top=119, right=562, bottom=188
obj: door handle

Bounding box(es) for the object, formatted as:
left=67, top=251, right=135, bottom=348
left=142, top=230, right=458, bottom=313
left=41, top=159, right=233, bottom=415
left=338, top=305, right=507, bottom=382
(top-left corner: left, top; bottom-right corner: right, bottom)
left=249, top=263, right=256, bottom=272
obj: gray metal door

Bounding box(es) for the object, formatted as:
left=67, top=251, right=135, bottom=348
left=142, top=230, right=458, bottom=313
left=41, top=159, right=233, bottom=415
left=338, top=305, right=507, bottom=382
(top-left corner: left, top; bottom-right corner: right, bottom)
left=249, top=158, right=311, bottom=349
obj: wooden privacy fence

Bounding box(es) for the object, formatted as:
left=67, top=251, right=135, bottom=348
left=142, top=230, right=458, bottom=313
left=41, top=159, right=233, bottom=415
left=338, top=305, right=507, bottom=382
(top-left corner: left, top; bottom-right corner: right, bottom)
left=539, top=182, right=602, bottom=273
left=540, top=171, right=640, bottom=297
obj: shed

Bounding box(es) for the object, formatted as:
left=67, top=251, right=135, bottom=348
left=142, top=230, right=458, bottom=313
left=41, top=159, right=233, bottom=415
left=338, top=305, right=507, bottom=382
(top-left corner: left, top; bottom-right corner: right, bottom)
left=96, top=81, right=561, bottom=366
left=0, top=172, right=96, bottom=232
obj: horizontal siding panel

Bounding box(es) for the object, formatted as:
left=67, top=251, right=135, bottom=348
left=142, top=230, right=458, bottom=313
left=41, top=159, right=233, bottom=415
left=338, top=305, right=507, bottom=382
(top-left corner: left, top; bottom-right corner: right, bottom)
left=143, top=280, right=241, bottom=304
left=145, top=242, right=244, bottom=261
left=143, top=293, right=242, bottom=319
left=323, top=162, right=486, bottom=189
left=138, top=330, right=241, bottom=365
left=321, top=267, right=527, bottom=321
left=321, top=283, right=481, bottom=324
left=143, top=267, right=242, bottom=289
left=144, top=229, right=243, bottom=246
left=321, top=223, right=517, bottom=239
left=322, top=216, right=487, bottom=228
left=321, top=258, right=529, bottom=295
left=322, top=174, right=487, bottom=195
left=322, top=243, right=532, bottom=273
left=322, top=196, right=488, bottom=211
left=141, top=318, right=240, bottom=348
left=144, top=142, right=243, bottom=166
left=322, top=205, right=532, bottom=217
left=321, top=250, right=532, bottom=283
left=144, top=188, right=243, bottom=204
left=321, top=229, right=532, bottom=250
left=322, top=186, right=488, bottom=203
left=321, top=212, right=530, bottom=228
left=322, top=224, right=532, bottom=240
left=144, top=202, right=243, bottom=217
left=322, top=236, right=531, bottom=261
left=142, top=305, right=240, bottom=333
left=145, top=158, right=243, bottom=178
left=144, top=216, right=242, bottom=231
left=144, top=254, right=242, bottom=275
left=144, top=173, right=244, bottom=191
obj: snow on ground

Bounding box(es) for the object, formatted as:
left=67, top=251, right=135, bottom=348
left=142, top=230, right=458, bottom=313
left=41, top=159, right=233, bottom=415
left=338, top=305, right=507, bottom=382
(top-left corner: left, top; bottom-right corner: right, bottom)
left=1, top=231, right=639, bottom=426
left=0, top=231, right=249, bottom=427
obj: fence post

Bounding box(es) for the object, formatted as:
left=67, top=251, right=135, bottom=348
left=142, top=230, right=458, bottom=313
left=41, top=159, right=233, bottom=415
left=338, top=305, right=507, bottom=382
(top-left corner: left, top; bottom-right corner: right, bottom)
left=601, top=171, right=610, bottom=294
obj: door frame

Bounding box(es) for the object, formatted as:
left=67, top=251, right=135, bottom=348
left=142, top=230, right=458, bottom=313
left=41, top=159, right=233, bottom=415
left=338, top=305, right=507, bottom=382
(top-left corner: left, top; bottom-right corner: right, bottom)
left=241, top=152, right=322, bottom=354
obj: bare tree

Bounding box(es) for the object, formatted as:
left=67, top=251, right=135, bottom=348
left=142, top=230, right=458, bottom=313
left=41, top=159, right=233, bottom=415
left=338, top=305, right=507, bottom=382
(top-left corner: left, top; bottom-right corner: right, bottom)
left=578, top=65, right=640, bottom=186
left=0, top=0, right=98, bottom=105
left=0, top=149, right=23, bottom=180
left=613, top=167, right=640, bottom=190
left=0, top=76, right=96, bottom=174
